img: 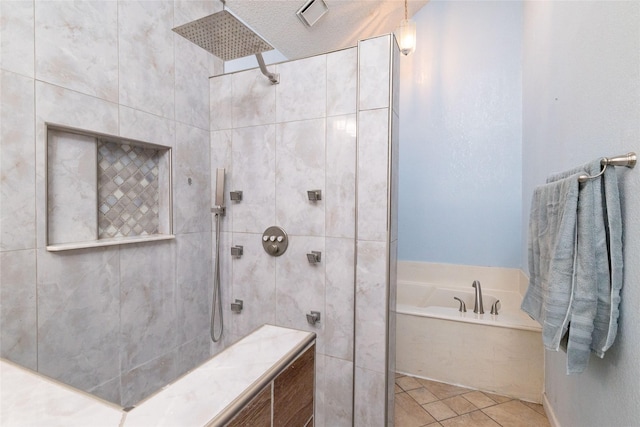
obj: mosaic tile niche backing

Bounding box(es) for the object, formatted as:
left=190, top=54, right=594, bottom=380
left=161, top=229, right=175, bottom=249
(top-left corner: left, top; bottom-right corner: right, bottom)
left=97, top=140, right=160, bottom=238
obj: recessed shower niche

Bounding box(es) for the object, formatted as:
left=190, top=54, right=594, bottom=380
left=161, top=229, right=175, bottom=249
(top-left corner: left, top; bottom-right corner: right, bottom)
left=46, top=125, right=173, bottom=251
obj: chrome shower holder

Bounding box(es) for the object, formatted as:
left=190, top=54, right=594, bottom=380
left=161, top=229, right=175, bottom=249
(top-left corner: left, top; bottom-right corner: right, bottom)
left=211, top=206, right=225, bottom=215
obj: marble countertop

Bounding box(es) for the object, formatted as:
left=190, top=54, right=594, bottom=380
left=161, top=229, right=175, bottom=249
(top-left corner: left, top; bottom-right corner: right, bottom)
left=0, top=325, right=315, bottom=427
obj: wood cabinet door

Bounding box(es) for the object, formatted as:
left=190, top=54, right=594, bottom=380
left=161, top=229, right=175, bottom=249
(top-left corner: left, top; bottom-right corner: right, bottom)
left=273, top=344, right=315, bottom=427
left=226, top=384, right=272, bottom=427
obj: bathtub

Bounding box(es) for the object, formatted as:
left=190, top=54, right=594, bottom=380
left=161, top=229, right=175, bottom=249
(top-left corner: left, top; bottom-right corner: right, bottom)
left=395, top=280, right=544, bottom=403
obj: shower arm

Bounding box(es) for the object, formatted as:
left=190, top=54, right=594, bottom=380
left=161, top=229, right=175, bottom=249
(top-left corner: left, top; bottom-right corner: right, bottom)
left=255, top=53, right=279, bottom=85
left=220, top=0, right=277, bottom=84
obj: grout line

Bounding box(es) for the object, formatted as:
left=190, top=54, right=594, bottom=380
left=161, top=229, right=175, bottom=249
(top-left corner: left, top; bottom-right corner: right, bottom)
left=481, top=409, right=504, bottom=427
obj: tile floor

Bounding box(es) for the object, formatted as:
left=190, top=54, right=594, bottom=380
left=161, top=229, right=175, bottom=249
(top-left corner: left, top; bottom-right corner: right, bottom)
left=394, top=374, right=551, bottom=427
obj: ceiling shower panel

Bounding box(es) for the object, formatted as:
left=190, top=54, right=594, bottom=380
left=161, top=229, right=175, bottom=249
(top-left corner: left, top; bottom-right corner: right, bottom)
left=172, top=10, right=274, bottom=61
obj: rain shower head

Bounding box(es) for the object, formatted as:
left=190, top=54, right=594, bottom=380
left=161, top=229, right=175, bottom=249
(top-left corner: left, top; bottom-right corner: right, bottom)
left=173, top=10, right=273, bottom=61
left=173, top=10, right=280, bottom=84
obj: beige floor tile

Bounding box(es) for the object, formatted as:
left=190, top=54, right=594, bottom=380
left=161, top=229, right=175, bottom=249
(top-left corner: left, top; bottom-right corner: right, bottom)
left=442, top=395, right=478, bottom=415
left=397, top=376, right=423, bottom=391
left=440, top=410, right=502, bottom=427
left=395, top=376, right=550, bottom=427
left=521, top=400, right=546, bottom=415
left=462, top=391, right=498, bottom=409
left=395, top=392, right=437, bottom=427
left=417, top=379, right=471, bottom=400
left=408, top=387, right=439, bottom=405
left=423, top=401, right=458, bottom=421
left=483, top=400, right=551, bottom=427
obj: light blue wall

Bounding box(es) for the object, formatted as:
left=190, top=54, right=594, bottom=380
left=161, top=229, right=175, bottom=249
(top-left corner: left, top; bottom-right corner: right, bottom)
left=398, top=1, right=523, bottom=268
left=522, top=2, right=640, bottom=425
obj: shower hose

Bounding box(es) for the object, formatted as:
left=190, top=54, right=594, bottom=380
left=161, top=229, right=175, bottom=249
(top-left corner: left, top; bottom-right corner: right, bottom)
left=210, top=212, right=223, bottom=342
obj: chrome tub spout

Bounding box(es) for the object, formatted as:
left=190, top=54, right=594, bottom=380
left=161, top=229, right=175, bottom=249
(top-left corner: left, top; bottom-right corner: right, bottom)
left=472, top=280, right=484, bottom=314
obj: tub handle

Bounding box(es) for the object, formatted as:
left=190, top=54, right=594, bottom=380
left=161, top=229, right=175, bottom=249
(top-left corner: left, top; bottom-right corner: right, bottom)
left=491, top=300, right=500, bottom=315
left=453, top=297, right=467, bottom=313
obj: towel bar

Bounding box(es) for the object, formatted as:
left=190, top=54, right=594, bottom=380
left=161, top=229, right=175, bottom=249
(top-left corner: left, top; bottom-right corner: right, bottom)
left=578, top=152, right=636, bottom=183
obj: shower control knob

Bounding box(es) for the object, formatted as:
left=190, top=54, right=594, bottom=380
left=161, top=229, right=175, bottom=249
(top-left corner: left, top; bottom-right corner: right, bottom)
left=261, top=226, right=288, bottom=257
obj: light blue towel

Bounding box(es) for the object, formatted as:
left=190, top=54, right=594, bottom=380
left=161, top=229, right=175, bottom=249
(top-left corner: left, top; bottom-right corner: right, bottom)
left=590, top=166, right=623, bottom=357
left=534, top=159, right=624, bottom=373
left=521, top=174, right=580, bottom=351
left=547, top=160, right=602, bottom=373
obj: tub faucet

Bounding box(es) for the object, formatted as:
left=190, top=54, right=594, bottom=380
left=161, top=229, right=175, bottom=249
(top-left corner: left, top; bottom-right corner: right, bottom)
left=490, top=300, right=500, bottom=315
left=453, top=297, right=467, bottom=313
left=472, top=280, right=484, bottom=314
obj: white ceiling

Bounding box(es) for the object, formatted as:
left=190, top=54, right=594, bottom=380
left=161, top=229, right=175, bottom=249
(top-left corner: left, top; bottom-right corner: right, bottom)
left=224, top=0, right=429, bottom=60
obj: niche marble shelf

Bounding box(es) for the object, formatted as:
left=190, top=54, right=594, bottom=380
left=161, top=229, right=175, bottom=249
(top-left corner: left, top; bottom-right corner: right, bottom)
left=46, top=124, right=173, bottom=251
left=45, top=234, right=176, bottom=252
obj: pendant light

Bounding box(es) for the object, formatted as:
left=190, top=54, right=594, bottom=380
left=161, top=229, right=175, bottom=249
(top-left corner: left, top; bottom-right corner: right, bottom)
left=396, top=0, right=416, bottom=56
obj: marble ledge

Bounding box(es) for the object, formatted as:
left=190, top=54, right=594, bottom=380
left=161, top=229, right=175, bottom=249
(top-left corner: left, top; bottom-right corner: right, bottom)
left=46, top=234, right=176, bottom=252
left=0, top=359, right=124, bottom=427
left=0, top=325, right=315, bottom=427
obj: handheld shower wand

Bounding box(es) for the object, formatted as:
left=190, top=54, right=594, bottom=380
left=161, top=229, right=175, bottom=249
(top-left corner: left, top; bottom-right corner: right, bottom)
left=212, top=168, right=226, bottom=216
left=211, top=168, right=226, bottom=342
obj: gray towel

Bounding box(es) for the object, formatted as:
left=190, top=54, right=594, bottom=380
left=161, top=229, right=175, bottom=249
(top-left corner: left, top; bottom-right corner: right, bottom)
left=547, top=160, right=602, bottom=373
left=521, top=174, right=580, bottom=350
left=590, top=166, right=623, bottom=357
left=538, top=159, right=624, bottom=373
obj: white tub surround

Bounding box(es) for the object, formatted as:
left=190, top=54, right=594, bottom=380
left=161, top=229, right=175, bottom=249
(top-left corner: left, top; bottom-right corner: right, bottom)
left=0, top=325, right=315, bottom=426
left=396, top=312, right=543, bottom=403
left=396, top=262, right=544, bottom=403
left=398, top=261, right=524, bottom=292
left=397, top=282, right=541, bottom=332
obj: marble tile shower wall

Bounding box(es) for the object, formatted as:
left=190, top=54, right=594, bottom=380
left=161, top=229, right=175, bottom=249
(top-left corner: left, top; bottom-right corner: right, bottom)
left=209, top=35, right=398, bottom=426
left=210, top=47, right=358, bottom=427
left=1, top=0, right=223, bottom=407
left=354, top=35, right=400, bottom=426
